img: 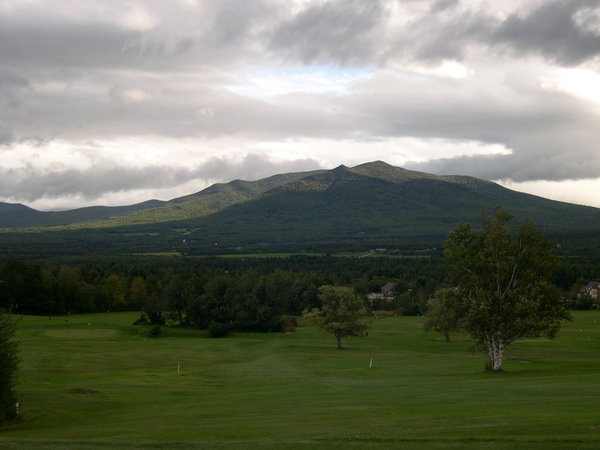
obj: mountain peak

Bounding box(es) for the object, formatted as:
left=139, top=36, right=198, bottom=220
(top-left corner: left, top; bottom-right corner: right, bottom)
left=332, top=164, right=349, bottom=171
left=348, top=161, right=439, bottom=183
left=353, top=160, right=393, bottom=170
left=0, top=202, right=34, bottom=212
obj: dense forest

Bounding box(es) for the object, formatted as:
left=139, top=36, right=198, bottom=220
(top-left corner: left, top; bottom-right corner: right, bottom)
left=1, top=255, right=598, bottom=334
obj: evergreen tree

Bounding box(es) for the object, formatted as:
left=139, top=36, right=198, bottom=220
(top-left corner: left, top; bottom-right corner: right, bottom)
left=0, top=309, right=19, bottom=424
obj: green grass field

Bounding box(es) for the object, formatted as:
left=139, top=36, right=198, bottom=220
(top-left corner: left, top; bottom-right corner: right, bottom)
left=1, top=311, right=600, bottom=449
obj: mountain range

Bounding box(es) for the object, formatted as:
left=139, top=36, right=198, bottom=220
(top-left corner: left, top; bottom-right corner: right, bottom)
left=2, top=161, right=600, bottom=256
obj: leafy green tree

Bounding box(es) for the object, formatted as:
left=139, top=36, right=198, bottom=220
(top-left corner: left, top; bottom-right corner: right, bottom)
left=444, top=209, right=570, bottom=371
left=165, top=275, right=186, bottom=326
left=0, top=309, right=19, bottom=424
left=188, top=275, right=232, bottom=329
left=127, top=276, right=148, bottom=310
left=424, top=288, right=463, bottom=342
left=142, top=293, right=166, bottom=325
left=230, top=271, right=283, bottom=332
left=306, top=285, right=369, bottom=349
left=0, top=260, right=50, bottom=314
left=396, top=285, right=427, bottom=316
left=207, top=320, right=230, bottom=338
left=104, top=274, right=125, bottom=311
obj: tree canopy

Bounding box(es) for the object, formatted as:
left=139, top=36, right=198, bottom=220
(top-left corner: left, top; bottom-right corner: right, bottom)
left=444, top=209, right=570, bottom=371
left=424, top=288, right=464, bottom=342
left=0, top=309, right=19, bottom=424
left=306, top=285, right=369, bottom=349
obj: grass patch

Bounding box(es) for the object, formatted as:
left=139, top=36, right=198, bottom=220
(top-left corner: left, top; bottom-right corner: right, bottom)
left=1, top=311, right=600, bottom=448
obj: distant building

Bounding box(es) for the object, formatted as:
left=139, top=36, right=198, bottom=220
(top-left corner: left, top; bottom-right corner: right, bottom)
left=381, top=282, right=396, bottom=297
left=581, top=281, right=600, bottom=299
left=367, top=282, right=397, bottom=301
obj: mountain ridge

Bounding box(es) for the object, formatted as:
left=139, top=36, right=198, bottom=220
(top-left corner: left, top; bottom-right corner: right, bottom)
left=0, top=168, right=326, bottom=229
left=1, top=161, right=600, bottom=256
left=0, top=199, right=166, bottom=228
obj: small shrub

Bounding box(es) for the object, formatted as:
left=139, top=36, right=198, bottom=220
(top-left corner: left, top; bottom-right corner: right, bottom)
left=208, top=320, right=230, bottom=338
left=281, top=315, right=298, bottom=333
left=146, top=324, right=162, bottom=338
left=133, top=314, right=149, bottom=325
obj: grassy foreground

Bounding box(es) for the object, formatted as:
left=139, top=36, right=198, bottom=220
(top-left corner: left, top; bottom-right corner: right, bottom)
left=1, top=312, right=599, bottom=449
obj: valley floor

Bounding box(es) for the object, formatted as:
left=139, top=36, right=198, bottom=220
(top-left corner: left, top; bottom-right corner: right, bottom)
left=1, top=312, right=600, bottom=449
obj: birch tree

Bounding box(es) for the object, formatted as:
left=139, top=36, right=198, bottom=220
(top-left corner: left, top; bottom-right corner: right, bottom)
left=444, top=209, right=569, bottom=371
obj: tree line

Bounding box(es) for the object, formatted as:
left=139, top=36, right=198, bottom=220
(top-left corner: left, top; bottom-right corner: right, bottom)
left=0, top=255, right=446, bottom=329
left=1, top=249, right=596, bottom=323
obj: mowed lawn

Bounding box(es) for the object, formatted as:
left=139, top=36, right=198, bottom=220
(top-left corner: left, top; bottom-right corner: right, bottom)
left=1, top=311, right=600, bottom=449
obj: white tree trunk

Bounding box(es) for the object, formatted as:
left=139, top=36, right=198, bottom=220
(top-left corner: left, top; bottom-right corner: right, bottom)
left=486, top=335, right=505, bottom=371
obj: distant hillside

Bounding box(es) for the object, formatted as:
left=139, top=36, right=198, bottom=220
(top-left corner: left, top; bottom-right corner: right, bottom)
left=0, top=200, right=165, bottom=228
left=1, top=161, right=600, bottom=256
left=0, top=202, right=51, bottom=228
left=176, top=162, right=600, bottom=247
left=72, top=168, right=327, bottom=228
left=0, top=169, right=325, bottom=230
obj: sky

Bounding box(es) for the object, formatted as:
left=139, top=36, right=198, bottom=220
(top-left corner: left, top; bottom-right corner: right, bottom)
left=1, top=0, right=600, bottom=211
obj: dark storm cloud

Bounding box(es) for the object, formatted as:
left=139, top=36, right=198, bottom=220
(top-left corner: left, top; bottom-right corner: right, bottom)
left=381, top=0, right=600, bottom=66
left=383, top=6, right=493, bottom=64
left=406, top=139, right=600, bottom=182
left=194, top=154, right=322, bottom=182
left=121, top=0, right=280, bottom=68
left=0, top=130, right=14, bottom=146
left=492, top=0, right=600, bottom=66
left=0, top=70, right=30, bottom=146
left=267, top=0, right=600, bottom=68
left=268, top=0, right=387, bottom=65
left=401, top=106, right=600, bottom=182
left=0, top=22, right=137, bottom=69
left=2, top=0, right=599, bottom=143
left=0, top=164, right=193, bottom=201
left=0, top=154, right=321, bottom=202
left=0, top=0, right=285, bottom=78
left=2, top=0, right=599, bottom=76
left=430, top=0, right=460, bottom=13
left=1, top=64, right=356, bottom=143
left=5, top=0, right=595, bottom=75
left=344, top=69, right=600, bottom=182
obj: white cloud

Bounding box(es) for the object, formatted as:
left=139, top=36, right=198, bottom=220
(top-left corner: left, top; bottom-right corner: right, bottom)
left=257, top=137, right=511, bottom=169
left=117, top=4, right=158, bottom=32
left=1, top=0, right=600, bottom=211
left=109, top=87, right=153, bottom=104
left=573, top=6, right=600, bottom=36
left=540, top=67, right=600, bottom=104
left=500, top=178, right=600, bottom=209
left=405, top=60, right=476, bottom=79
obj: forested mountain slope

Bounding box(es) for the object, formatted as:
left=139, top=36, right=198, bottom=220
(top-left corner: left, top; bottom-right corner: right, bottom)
left=1, top=161, right=600, bottom=256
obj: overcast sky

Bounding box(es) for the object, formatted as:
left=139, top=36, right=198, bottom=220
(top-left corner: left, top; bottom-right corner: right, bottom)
left=1, top=0, right=600, bottom=211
